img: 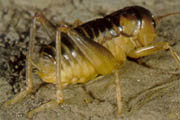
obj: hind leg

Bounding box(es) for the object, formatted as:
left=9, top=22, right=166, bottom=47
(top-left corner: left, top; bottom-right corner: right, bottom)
left=4, top=12, right=60, bottom=108
left=4, top=16, right=37, bottom=107
left=27, top=26, right=66, bottom=118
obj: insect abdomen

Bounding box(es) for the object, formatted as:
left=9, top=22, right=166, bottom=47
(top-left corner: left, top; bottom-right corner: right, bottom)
left=38, top=33, right=98, bottom=87
left=74, top=16, right=119, bottom=44
left=37, top=6, right=156, bottom=86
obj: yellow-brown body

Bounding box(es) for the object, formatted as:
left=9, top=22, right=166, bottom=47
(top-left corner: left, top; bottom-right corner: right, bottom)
left=5, top=5, right=180, bottom=118
left=37, top=6, right=156, bottom=87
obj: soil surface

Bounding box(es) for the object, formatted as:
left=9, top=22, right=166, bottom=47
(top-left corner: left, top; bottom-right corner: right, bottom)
left=1, top=0, right=180, bottom=120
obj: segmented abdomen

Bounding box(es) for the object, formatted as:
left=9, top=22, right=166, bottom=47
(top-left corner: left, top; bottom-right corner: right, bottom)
left=38, top=6, right=155, bottom=86
left=38, top=33, right=97, bottom=86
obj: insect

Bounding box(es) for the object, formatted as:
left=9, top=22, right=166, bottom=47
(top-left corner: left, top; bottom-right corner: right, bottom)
left=4, top=5, right=180, bottom=118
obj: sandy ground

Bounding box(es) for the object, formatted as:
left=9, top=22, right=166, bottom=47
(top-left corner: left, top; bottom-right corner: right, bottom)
left=1, top=0, right=180, bottom=120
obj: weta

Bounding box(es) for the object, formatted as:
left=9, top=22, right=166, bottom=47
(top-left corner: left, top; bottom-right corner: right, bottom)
left=4, top=6, right=180, bottom=118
